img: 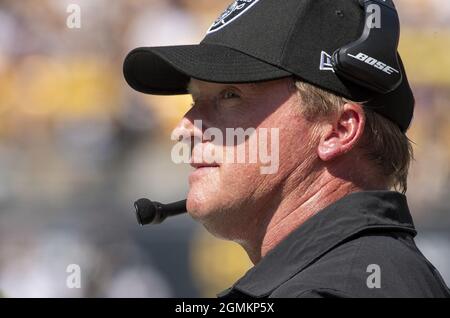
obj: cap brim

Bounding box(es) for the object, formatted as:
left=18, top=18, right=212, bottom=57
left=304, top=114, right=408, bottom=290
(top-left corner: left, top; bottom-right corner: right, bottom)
left=123, top=43, right=292, bottom=95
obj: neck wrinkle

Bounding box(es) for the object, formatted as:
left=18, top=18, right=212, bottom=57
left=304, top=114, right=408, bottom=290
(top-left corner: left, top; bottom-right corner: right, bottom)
left=246, top=170, right=362, bottom=264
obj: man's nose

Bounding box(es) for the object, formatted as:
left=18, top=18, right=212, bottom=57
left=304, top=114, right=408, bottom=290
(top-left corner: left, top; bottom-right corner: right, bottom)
left=171, top=113, right=203, bottom=143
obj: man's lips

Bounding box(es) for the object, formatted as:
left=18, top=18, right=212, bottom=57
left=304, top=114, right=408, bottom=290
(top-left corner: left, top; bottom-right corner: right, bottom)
left=189, top=162, right=220, bottom=183
left=190, top=162, right=220, bottom=169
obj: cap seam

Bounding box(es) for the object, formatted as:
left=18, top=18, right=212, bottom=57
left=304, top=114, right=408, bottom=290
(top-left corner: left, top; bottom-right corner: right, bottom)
left=279, top=1, right=308, bottom=66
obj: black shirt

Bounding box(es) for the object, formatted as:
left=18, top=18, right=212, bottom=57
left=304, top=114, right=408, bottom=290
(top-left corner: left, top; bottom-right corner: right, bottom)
left=218, top=191, right=450, bottom=298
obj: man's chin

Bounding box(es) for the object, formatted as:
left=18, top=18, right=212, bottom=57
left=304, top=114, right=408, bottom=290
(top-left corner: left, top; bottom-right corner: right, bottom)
left=186, top=191, right=216, bottom=221
left=187, top=194, right=245, bottom=242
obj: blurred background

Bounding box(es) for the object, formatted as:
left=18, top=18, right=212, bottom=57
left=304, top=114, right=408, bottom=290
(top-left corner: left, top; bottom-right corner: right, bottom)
left=0, top=0, right=448, bottom=297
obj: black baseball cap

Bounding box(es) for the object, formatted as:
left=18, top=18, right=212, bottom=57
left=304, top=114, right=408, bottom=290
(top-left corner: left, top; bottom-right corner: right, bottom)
left=123, top=0, right=414, bottom=132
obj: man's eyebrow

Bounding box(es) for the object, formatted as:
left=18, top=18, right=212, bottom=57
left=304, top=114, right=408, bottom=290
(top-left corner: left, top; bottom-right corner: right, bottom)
left=248, top=83, right=259, bottom=91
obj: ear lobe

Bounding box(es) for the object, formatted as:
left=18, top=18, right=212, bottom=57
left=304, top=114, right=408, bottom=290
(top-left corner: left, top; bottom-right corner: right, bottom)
left=317, top=124, right=340, bottom=162
left=317, top=103, right=365, bottom=162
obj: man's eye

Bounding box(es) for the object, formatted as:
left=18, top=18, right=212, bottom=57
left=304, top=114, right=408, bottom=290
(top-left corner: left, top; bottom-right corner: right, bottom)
left=222, top=91, right=240, bottom=100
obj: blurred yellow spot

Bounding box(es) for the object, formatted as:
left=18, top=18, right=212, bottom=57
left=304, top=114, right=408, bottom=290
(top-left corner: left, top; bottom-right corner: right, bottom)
left=0, top=68, right=14, bottom=115
left=400, top=30, right=450, bottom=86
left=11, top=55, right=120, bottom=119
left=190, top=227, right=253, bottom=297
left=143, top=95, right=192, bottom=132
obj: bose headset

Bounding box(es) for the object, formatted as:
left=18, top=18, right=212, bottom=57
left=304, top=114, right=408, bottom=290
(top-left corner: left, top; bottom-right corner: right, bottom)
left=332, top=0, right=402, bottom=94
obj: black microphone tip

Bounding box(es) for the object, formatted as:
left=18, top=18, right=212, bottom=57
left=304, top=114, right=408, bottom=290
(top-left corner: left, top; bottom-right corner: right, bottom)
left=134, top=198, right=157, bottom=225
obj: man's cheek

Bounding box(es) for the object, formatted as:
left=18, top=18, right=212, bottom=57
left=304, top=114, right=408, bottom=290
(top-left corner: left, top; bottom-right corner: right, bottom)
left=220, top=162, right=262, bottom=193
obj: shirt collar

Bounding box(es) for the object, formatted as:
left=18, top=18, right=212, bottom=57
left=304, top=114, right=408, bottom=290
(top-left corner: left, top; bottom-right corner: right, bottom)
left=218, top=190, right=417, bottom=298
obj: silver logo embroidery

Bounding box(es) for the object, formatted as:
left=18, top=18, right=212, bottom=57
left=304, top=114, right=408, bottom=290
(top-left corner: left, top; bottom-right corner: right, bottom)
left=207, top=0, right=261, bottom=34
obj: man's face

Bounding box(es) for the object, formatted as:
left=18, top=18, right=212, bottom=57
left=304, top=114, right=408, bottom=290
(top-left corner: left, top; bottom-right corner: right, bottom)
left=173, top=78, right=318, bottom=240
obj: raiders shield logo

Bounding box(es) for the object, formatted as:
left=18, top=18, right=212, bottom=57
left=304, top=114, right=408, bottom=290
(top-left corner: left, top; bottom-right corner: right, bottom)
left=207, top=0, right=261, bottom=34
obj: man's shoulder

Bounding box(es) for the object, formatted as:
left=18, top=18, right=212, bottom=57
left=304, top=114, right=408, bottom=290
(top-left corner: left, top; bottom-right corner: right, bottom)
left=270, top=231, right=450, bottom=298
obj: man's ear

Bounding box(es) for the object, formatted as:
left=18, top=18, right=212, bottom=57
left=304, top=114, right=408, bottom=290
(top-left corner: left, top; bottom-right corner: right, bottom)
left=317, top=103, right=366, bottom=162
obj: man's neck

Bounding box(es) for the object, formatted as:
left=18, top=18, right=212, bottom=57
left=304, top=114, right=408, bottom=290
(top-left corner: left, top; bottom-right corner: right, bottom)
left=241, top=171, right=363, bottom=264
